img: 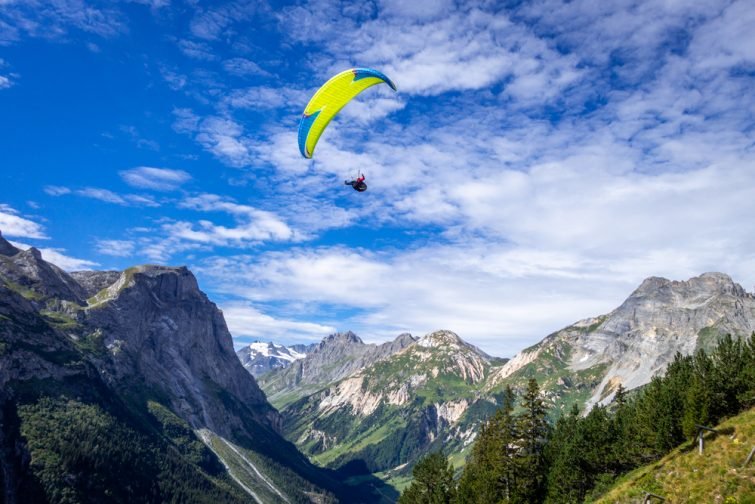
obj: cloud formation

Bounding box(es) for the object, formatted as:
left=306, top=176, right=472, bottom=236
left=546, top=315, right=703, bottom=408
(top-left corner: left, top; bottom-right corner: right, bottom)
left=119, top=167, right=192, bottom=191
left=0, top=204, right=48, bottom=239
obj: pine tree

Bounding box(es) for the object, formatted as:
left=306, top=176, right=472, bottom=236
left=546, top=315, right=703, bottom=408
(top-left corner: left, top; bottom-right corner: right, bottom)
left=544, top=404, right=582, bottom=503
left=457, top=386, right=517, bottom=503
left=513, top=379, right=549, bottom=503
left=399, top=451, right=456, bottom=504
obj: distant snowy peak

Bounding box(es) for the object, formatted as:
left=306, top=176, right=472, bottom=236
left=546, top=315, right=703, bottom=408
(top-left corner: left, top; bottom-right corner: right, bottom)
left=237, top=341, right=312, bottom=378
left=247, top=341, right=306, bottom=362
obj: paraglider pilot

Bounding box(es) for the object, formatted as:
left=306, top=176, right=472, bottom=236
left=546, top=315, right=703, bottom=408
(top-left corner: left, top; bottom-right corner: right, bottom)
left=345, top=172, right=367, bottom=192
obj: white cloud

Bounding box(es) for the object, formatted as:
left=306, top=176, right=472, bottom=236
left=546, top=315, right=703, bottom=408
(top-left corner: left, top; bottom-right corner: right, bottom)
left=175, top=112, right=254, bottom=167
left=77, top=187, right=127, bottom=204
left=0, top=204, right=48, bottom=239
left=278, top=4, right=582, bottom=101
left=220, top=301, right=336, bottom=342
left=222, top=57, right=271, bottom=77
left=378, top=0, right=454, bottom=21
left=0, top=74, right=11, bottom=88
left=95, top=239, right=135, bottom=257
left=224, top=86, right=308, bottom=110
left=0, top=0, right=125, bottom=44
left=44, top=185, right=71, bottom=196
left=169, top=193, right=299, bottom=245
left=119, top=166, right=191, bottom=191
left=194, top=246, right=628, bottom=356
left=177, top=39, right=216, bottom=61
left=38, top=247, right=98, bottom=270
left=74, top=187, right=159, bottom=207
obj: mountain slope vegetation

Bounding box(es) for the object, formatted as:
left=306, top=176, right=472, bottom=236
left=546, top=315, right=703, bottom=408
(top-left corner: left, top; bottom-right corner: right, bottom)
left=594, top=407, right=755, bottom=503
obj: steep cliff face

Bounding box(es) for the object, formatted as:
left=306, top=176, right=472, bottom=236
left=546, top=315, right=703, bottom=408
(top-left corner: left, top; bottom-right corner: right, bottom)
left=83, top=265, right=278, bottom=434
left=70, top=270, right=121, bottom=298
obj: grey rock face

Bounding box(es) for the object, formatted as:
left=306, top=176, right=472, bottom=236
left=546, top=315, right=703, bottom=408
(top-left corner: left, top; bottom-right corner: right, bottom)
left=70, top=270, right=121, bottom=298
left=290, top=343, right=318, bottom=354
left=83, top=266, right=278, bottom=435
left=0, top=231, right=20, bottom=256
left=0, top=283, right=91, bottom=388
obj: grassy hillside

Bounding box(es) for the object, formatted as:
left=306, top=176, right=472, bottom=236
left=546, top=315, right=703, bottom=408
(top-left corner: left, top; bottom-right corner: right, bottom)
left=593, top=408, right=755, bottom=503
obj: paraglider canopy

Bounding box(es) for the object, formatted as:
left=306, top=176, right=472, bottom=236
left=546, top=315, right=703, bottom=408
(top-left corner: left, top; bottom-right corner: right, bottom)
left=298, top=68, right=397, bottom=159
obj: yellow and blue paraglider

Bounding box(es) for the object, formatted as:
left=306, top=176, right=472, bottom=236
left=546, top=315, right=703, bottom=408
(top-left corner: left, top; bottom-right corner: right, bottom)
left=298, top=68, right=397, bottom=160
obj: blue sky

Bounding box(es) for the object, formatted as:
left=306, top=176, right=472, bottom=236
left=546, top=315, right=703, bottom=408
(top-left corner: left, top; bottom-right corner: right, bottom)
left=1, top=0, right=754, bottom=357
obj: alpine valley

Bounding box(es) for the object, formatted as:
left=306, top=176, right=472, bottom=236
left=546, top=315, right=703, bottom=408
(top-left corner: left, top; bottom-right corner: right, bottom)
left=3, top=223, right=755, bottom=502
left=258, top=272, right=755, bottom=488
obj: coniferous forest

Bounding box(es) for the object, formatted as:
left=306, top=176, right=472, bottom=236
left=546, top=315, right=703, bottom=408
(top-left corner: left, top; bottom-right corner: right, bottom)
left=399, top=334, right=755, bottom=503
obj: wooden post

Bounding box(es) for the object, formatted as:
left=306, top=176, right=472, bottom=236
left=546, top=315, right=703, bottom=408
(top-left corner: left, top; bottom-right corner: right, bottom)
left=695, top=424, right=720, bottom=456
left=743, top=446, right=755, bottom=468
left=643, top=491, right=665, bottom=503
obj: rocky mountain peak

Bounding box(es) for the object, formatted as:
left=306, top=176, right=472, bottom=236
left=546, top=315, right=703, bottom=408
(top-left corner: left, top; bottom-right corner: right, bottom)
left=0, top=230, right=20, bottom=256
left=632, top=272, right=746, bottom=303
left=496, top=272, right=755, bottom=410
left=417, top=329, right=465, bottom=349
left=320, top=330, right=363, bottom=348
left=236, top=340, right=309, bottom=378
left=0, top=242, right=86, bottom=304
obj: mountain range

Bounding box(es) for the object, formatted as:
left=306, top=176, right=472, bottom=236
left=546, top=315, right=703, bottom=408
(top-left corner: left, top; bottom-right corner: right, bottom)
left=258, top=272, right=755, bottom=487
left=0, top=230, right=393, bottom=503
left=3, top=221, right=755, bottom=501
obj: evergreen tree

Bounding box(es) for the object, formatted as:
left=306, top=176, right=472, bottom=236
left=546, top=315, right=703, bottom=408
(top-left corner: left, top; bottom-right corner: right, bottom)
left=513, top=379, right=549, bottom=503
left=681, top=349, right=714, bottom=438
left=742, top=333, right=755, bottom=407
left=544, top=404, right=583, bottom=503
left=457, top=386, right=517, bottom=503
left=399, top=451, right=456, bottom=504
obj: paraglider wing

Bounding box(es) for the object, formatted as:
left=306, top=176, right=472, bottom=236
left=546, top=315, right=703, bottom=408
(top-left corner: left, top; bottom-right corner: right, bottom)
left=298, top=68, right=397, bottom=159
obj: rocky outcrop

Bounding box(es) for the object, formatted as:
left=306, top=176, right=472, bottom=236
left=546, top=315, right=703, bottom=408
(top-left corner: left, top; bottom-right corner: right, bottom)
left=0, top=242, right=86, bottom=305
left=573, top=272, right=755, bottom=407
left=0, top=231, right=20, bottom=256
left=281, top=330, right=498, bottom=476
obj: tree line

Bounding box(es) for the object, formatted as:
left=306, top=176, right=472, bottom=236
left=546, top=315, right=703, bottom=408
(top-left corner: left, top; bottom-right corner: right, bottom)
left=399, top=333, right=755, bottom=503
